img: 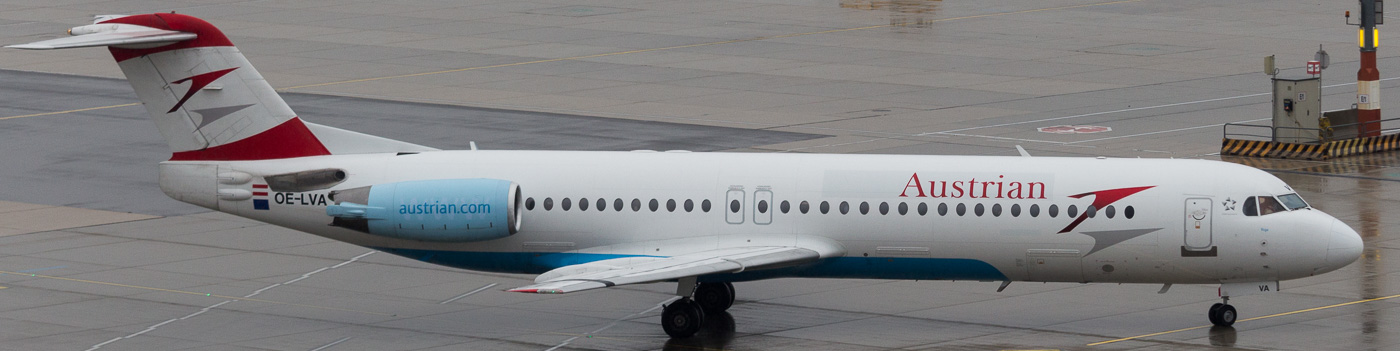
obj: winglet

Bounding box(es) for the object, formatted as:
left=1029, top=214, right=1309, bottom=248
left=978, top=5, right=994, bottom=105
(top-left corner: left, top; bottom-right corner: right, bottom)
left=1015, top=145, right=1031, bottom=157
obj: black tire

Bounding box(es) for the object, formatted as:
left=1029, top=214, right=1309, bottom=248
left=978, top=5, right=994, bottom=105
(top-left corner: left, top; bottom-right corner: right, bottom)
left=1208, top=303, right=1223, bottom=325
left=662, top=298, right=705, bottom=338
left=694, top=282, right=734, bottom=313
left=1216, top=304, right=1237, bottom=327
left=725, top=282, right=736, bottom=306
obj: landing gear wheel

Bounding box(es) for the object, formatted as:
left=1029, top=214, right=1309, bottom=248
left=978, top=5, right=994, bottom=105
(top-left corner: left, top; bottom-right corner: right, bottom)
left=694, top=282, right=735, bottom=313
left=662, top=298, right=705, bottom=338
left=1208, top=303, right=1236, bottom=326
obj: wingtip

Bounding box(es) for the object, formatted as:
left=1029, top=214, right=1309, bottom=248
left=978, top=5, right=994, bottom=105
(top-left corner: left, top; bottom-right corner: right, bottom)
left=5, top=44, right=53, bottom=50
left=507, top=288, right=564, bottom=294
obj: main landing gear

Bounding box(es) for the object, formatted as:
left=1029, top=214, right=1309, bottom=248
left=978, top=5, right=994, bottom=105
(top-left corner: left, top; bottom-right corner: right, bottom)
left=1207, top=297, right=1237, bottom=327
left=662, top=280, right=735, bottom=338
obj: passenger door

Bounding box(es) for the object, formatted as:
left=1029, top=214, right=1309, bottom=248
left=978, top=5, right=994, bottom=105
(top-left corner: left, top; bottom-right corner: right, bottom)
left=1183, top=198, right=1214, bottom=251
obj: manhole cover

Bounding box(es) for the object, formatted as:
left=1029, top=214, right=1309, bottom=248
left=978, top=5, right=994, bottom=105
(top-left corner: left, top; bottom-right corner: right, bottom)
left=1038, top=125, right=1112, bottom=134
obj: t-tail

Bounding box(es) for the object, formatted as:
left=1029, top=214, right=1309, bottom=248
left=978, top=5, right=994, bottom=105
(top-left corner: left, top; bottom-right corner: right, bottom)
left=7, top=13, right=434, bottom=160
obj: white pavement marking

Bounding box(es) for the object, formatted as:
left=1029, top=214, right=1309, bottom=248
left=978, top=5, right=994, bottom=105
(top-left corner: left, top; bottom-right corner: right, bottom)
left=440, top=283, right=498, bottom=304
left=918, top=77, right=1400, bottom=137
left=1065, top=118, right=1271, bottom=144
left=787, top=76, right=1400, bottom=152
left=86, top=251, right=376, bottom=350
left=546, top=297, right=675, bottom=351
left=309, top=337, right=353, bottom=351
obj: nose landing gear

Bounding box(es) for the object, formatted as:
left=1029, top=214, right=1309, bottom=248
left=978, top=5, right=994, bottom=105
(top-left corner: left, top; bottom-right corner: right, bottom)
left=662, top=280, right=736, bottom=338
left=1207, top=297, right=1236, bottom=326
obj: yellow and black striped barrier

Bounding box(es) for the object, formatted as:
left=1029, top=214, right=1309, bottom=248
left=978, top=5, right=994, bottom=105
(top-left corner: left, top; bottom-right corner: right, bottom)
left=1222, top=133, right=1400, bottom=160
left=1221, top=139, right=1325, bottom=159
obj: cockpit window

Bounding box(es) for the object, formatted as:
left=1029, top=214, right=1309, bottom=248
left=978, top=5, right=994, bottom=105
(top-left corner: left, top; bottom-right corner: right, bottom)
left=1243, top=196, right=1258, bottom=216
left=1277, top=193, right=1309, bottom=210
left=1258, top=196, right=1286, bottom=215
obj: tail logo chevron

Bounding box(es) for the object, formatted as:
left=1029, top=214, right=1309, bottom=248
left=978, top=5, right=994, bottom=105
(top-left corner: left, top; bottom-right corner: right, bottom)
left=168, top=67, right=239, bottom=113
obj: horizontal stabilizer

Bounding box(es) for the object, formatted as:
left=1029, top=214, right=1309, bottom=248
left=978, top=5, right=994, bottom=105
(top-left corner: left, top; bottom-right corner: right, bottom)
left=7, top=30, right=194, bottom=50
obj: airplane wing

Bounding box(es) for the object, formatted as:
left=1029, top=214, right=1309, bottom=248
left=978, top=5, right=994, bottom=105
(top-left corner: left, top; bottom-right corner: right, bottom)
left=508, top=246, right=823, bottom=294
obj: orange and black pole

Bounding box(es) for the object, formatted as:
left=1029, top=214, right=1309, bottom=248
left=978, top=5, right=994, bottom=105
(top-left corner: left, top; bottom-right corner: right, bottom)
left=1358, top=0, right=1381, bottom=137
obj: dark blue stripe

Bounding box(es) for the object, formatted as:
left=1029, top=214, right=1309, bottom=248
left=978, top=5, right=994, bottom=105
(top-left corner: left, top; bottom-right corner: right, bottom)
left=373, top=248, right=1007, bottom=281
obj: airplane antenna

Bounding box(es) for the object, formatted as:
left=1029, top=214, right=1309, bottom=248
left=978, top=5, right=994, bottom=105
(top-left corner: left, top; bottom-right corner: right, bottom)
left=469, top=141, right=478, bottom=151
left=1014, top=145, right=1031, bottom=157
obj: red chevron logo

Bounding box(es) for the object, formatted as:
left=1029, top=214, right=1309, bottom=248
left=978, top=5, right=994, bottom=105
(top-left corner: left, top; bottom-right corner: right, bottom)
left=168, top=67, right=238, bottom=113
left=1057, top=186, right=1155, bottom=233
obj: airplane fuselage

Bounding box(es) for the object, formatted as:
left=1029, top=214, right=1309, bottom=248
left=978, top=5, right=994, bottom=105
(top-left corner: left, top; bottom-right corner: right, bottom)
left=163, top=150, right=1355, bottom=285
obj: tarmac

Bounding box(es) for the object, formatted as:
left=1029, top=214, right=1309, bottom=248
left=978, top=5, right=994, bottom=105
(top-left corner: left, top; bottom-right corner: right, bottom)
left=1, top=0, right=1399, bottom=350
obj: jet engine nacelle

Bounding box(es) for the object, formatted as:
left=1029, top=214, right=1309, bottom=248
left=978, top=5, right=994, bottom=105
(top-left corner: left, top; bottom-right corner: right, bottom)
left=325, top=179, right=521, bottom=242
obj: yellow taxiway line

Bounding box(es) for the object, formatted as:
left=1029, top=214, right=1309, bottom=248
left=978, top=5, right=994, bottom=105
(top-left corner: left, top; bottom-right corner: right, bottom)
left=0, top=102, right=140, bottom=121
left=0, top=270, right=392, bottom=316
left=1088, top=292, right=1400, bottom=346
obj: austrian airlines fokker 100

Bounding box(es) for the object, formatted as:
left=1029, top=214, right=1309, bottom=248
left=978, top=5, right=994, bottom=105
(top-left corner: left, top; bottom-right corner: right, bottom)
left=10, top=13, right=1364, bottom=338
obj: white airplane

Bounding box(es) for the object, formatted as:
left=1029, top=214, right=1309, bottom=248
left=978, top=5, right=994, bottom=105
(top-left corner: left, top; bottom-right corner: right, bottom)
left=10, top=13, right=1364, bottom=338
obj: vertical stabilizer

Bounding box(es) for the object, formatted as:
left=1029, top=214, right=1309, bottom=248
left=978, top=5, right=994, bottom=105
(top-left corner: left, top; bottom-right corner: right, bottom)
left=10, top=13, right=331, bottom=161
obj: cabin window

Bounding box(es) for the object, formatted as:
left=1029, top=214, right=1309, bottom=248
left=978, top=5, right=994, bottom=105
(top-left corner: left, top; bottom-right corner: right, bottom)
left=897, top=202, right=908, bottom=215
left=1278, top=193, right=1309, bottom=210
left=937, top=203, right=948, bottom=216
left=579, top=198, right=590, bottom=211
left=780, top=200, right=791, bottom=213
left=1124, top=205, right=1135, bottom=219
left=544, top=198, right=554, bottom=211
left=631, top=199, right=642, bottom=212
left=667, top=199, right=677, bottom=212
left=702, top=199, right=712, bottom=212
left=1067, top=205, right=1078, bottom=218
left=561, top=198, right=571, bottom=211
left=820, top=201, right=830, bottom=214
left=650, top=199, right=660, bottom=212
left=839, top=201, right=850, bottom=215
left=1048, top=204, right=1059, bottom=218
left=526, top=197, right=535, bottom=211
left=597, top=198, right=606, bottom=211
left=1086, top=205, right=1096, bottom=218
left=758, top=200, right=769, bottom=214
left=879, top=202, right=889, bottom=215
left=729, top=199, right=740, bottom=213
left=800, top=201, right=811, bottom=214
left=684, top=199, right=694, bottom=212
left=1010, top=204, right=1020, bottom=217
left=858, top=202, right=869, bottom=215
left=1105, top=205, right=1115, bottom=218
left=992, top=204, right=1002, bottom=217
left=918, top=202, right=928, bottom=216
left=956, top=203, right=966, bottom=216
left=1029, top=204, right=1040, bottom=217
left=974, top=203, right=985, bottom=217
left=615, top=198, right=624, bottom=211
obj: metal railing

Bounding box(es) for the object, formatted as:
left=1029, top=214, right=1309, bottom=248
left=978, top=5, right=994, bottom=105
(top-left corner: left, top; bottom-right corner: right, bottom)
left=1224, top=117, right=1400, bottom=143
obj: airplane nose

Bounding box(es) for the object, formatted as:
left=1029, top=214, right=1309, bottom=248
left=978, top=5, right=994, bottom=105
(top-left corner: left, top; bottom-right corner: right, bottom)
left=1325, top=219, right=1363, bottom=272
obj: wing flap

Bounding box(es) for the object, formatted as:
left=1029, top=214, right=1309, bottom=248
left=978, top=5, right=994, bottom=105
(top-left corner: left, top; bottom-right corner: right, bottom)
left=509, top=246, right=820, bottom=294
